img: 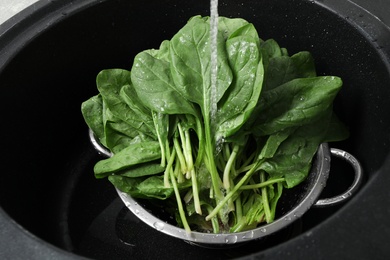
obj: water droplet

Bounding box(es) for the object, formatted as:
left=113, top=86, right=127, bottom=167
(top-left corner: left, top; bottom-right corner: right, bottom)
left=260, top=228, right=267, bottom=233
left=153, top=222, right=165, bottom=231
left=225, top=235, right=238, bottom=244
left=242, top=230, right=254, bottom=239
left=134, top=209, right=139, bottom=214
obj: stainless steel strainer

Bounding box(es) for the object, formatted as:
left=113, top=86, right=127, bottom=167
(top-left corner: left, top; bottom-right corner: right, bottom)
left=88, top=129, right=363, bottom=246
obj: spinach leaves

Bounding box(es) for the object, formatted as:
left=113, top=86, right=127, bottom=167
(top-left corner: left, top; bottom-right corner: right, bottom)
left=81, top=16, right=348, bottom=233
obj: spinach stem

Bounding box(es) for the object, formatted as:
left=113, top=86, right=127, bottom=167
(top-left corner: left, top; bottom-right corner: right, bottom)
left=194, top=117, right=205, bottom=167
left=209, top=185, right=214, bottom=199
left=216, top=153, right=226, bottom=172
left=164, top=144, right=177, bottom=187
left=176, top=160, right=185, bottom=183
left=239, top=151, right=257, bottom=170
left=190, top=167, right=202, bottom=214
left=206, top=160, right=262, bottom=221
left=269, top=182, right=284, bottom=220
left=168, top=149, right=191, bottom=232
left=203, top=113, right=228, bottom=225
left=184, top=129, right=202, bottom=214
left=183, top=189, right=193, bottom=204
left=223, top=144, right=239, bottom=212
left=173, top=136, right=187, bottom=174
left=260, top=172, right=272, bottom=223
left=239, top=178, right=285, bottom=190
left=153, top=112, right=166, bottom=168
left=223, top=143, right=231, bottom=162
left=223, top=144, right=239, bottom=190
left=204, top=116, right=224, bottom=201
left=235, top=194, right=243, bottom=223
left=184, top=129, right=194, bottom=171
left=163, top=140, right=172, bottom=188
left=177, top=123, right=186, bottom=147
left=204, top=204, right=219, bottom=233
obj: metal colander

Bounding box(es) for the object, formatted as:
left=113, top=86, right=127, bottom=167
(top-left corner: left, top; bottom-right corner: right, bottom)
left=89, top=129, right=363, bottom=246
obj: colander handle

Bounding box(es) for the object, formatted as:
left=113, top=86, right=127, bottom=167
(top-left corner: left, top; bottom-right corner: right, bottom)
left=314, top=148, right=364, bottom=207
left=89, top=128, right=112, bottom=157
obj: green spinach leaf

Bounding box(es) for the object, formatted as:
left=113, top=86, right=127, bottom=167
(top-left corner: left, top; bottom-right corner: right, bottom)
left=94, top=141, right=161, bottom=178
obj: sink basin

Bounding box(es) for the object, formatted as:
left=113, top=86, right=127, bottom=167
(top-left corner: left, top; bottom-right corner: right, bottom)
left=0, top=0, right=389, bottom=259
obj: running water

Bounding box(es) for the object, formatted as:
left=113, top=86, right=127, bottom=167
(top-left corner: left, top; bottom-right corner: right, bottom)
left=210, top=0, right=225, bottom=155
left=209, top=0, right=219, bottom=128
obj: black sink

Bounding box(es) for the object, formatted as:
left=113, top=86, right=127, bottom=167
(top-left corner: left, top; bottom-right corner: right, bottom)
left=0, top=0, right=389, bottom=259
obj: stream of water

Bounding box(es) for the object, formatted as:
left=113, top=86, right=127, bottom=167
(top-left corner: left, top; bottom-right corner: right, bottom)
left=210, top=0, right=219, bottom=126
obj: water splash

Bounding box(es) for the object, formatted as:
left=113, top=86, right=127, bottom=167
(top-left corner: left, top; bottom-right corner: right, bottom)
left=210, top=0, right=219, bottom=126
